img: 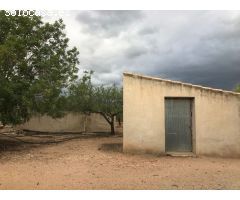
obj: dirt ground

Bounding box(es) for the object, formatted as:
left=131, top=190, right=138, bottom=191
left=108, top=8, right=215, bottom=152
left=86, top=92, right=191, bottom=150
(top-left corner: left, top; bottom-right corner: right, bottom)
left=0, top=133, right=240, bottom=190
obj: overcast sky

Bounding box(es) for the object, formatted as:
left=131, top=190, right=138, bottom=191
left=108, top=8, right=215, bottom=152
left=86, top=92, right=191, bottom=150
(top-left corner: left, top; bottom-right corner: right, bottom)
left=45, top=10, right=240, bottom=90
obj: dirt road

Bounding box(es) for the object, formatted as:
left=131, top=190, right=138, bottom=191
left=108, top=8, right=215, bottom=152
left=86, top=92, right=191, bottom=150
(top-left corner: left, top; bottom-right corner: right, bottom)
left=0, top=135, right=240, bottom=189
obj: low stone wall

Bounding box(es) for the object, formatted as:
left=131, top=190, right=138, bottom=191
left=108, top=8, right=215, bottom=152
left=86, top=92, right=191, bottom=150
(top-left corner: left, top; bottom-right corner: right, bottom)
left=16, top=113, right=111, bottom=133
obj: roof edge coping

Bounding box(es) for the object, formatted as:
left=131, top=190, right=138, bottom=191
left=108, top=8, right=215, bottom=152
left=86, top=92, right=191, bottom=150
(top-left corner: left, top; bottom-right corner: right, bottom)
left=123, top=72, right=240, bottom=96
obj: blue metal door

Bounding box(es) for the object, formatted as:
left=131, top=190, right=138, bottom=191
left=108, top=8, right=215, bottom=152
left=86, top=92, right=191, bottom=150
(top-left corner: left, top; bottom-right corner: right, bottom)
left=165, top=98, right=192, bottom=152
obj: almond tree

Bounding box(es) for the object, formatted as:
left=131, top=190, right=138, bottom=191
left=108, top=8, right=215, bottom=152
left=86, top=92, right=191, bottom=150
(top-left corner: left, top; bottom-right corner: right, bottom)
left=92, top=84, right=123, bottom=135
left=67, top=71, right=123, bottom=135
left=0, top=11, right=79, bottom=125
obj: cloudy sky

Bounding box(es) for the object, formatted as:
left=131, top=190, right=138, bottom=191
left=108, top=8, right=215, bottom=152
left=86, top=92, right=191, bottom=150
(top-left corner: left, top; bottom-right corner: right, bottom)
left=45, top=10, right=240, bottom=90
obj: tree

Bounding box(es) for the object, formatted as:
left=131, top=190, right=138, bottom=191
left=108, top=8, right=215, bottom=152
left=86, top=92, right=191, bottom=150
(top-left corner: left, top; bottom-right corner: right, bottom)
left=0, top=11, right=79, bottom=125
left=235, top=84, right=240, bottom=93
left=92, top=84, right=123, bottom=135
left=67, top=71, right=123, bottom=135
left=66, top=70, right=94, bottom=113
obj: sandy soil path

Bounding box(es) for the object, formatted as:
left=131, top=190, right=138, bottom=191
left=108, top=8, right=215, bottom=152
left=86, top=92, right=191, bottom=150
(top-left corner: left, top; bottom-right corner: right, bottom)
left=0, top=135, right=240, bottom=189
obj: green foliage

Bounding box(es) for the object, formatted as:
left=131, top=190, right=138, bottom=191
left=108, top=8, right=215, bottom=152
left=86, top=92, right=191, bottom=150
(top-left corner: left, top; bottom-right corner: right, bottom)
left=0, top=11, right=79, bottom=125
left=93, top=84, right=123, bottom=135
left=92, top=84, right=123, bottom=119
left=67, top=71, right=123, bottom=135
left=235, top=84, right=240, bottom=93
left=67, top=70, right=94, bottom=113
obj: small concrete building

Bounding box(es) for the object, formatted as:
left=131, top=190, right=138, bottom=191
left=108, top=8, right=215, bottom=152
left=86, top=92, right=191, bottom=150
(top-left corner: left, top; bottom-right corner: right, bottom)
left=123, top=72, right=240, bottom=157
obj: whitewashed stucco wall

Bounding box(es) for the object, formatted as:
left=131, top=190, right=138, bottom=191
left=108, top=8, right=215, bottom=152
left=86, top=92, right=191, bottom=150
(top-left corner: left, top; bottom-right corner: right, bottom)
left=123, top=73, right=240, bottom=157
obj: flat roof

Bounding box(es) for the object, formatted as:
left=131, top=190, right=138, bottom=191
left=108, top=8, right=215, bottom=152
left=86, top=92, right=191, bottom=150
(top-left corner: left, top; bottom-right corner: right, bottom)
left=124, top=72, right=240, bottom=96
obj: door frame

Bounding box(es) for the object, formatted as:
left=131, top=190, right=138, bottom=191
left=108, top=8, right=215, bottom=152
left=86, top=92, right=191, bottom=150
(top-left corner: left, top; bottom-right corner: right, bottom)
left=164, top=97, right=196, bottom=154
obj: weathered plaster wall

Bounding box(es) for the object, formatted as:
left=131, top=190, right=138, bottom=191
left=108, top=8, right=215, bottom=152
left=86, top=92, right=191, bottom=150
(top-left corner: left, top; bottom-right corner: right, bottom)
left=17, top=113, right=111, bottom=133
left=123, top=73, right=240, bottom=157
left=85, top=113, right=112, bottom=133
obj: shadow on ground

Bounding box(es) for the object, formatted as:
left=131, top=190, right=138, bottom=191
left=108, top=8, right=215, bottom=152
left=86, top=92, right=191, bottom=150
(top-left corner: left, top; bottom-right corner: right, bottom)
left=0, top=138, right=34, bottom=152
left=0, top=131, right=113, bottom=154
left=99, top=143, right=123, bottom=152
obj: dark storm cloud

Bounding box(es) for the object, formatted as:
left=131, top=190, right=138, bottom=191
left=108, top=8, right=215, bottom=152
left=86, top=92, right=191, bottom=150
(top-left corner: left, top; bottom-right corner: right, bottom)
left=125, top=45, right=149, bottom=59
left=154, top=62, right=240, bottom=90
left=148, top=15, right=240, bottom=90
left=76, top=10, right=143, bottom=37
left=62, top=11, right=240, bottom=90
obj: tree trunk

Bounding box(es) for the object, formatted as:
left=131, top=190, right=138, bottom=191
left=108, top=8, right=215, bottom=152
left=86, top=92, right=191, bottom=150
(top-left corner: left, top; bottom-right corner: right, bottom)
left=110, top=122, right=115, bottom=135
left=99, top=113, right=115, bottom=135
left=118, top=119, right=121, bottom=126
left=110, top=116, right=115, bottom=135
